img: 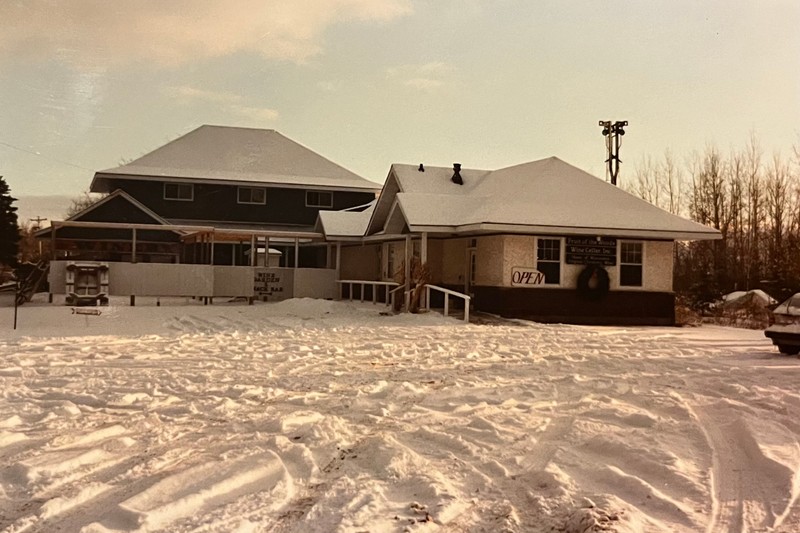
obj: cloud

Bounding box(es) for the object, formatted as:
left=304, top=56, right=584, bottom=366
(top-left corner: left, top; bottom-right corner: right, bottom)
left=317, top=80, right=341, bottom=92
left=386, top=62, right=455, bottom=90
left=165, top=86, right=243, bottom=105
left=0, top=0, right=413, bottom=68
left=230, top=105, right=280, bottom=122
left=404, top=78, right=443, bottom=90
left=163, top=85, right=279, bottom=121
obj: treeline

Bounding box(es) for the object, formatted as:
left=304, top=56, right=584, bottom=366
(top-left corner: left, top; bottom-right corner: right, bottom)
left=625, top=135, right=800, bottom=306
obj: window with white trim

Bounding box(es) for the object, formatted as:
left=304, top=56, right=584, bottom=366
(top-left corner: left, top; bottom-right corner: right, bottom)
left=620, top=241, right=643, bottom=287
left=163, top=182, right=193, bottom=201
left=306, top=190, right=333, bottom=208
left=237, top=186, right=266, bottom=205
left=536, top=238, right=561, bottom=285
left=384, top=242, right=395, bottom=279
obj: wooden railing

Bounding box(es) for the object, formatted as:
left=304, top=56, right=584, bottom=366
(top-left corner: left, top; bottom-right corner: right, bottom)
left=424, top=284, right=471, bottom=323
left=337, top=280, right=472, bottom=323
left=337, top=280, right=399, bottom=305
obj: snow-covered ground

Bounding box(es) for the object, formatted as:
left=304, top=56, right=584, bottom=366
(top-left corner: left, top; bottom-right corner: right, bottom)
left=1, top=298, right=799, bottom=533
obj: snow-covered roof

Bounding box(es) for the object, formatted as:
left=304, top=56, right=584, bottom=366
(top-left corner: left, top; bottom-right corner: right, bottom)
left=91, top=125, right=382, bottom=193
left=317, top=201, right=375, bottom=238
left=365, top=157, right=722, bottom=240
left=722, top=290, right=777, bottom=306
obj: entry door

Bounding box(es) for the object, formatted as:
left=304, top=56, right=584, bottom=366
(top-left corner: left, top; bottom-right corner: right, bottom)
left=466, top=249, right=477, bottom=299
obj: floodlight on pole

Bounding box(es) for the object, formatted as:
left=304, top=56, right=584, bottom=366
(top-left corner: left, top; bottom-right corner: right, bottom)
left=599, top=120, right=628, bottom=186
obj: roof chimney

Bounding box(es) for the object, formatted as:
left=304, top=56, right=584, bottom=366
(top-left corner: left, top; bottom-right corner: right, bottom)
left=418, top=163, right=425, bottom=172
left=451, top=163, right=463, bottom=185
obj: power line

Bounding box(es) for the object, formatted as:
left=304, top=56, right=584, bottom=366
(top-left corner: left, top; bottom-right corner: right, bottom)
left=0, top=140, right=92, bottom=172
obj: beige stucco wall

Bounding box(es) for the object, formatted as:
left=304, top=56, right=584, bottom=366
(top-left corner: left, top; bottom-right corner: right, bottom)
left=441, top=238, right=467, bottom=286
left=476, top=236, right=504, bottom=286
left=499, top=236, right=674, bottom=291
left=340, top=243, right=381, bottom=280
left=426, top=239, right=443, bottom=285
left=502, top=235, right=535, bottom=286
left=336, top=235, right=675, bottom=292
left=639, top=240, right=673, bottom=292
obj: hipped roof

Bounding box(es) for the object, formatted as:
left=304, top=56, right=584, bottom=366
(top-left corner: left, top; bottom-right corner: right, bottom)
left=91, top=125, right=381, bottom=193
left=360, top=157, right=721, bottom=240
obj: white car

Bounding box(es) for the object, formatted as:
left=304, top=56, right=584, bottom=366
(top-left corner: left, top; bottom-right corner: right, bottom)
left=764, top=293, right=800, bottom=355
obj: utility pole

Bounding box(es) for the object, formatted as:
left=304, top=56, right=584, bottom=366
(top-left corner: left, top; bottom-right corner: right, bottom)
left=599, top=120, right=628, bottom=186
left=30, top=216, right=47, bottom=231
left=30, top=216, right=47, bottom=258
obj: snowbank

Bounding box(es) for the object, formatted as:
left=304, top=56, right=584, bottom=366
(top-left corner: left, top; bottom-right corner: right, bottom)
left=1, top=299, right=799, bottom=532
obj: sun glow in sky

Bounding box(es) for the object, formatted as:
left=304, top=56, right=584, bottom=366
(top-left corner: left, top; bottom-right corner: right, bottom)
left=1, top=0, right=798, bottom=198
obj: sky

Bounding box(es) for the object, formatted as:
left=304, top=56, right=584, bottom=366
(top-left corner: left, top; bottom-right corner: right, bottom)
left=1, top=0, right=798, bottom=217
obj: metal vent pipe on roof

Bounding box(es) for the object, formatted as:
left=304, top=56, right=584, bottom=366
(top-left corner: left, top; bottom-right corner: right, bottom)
left=452, top=163, right=463, bottom=185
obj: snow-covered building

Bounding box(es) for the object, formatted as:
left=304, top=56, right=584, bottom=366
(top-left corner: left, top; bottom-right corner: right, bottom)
left=39, top=125, right=379, bottom=266
left=320, top=157, right=721, bottom=325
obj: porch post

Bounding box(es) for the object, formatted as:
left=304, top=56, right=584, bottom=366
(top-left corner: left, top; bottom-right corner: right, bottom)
left=336, top=242, right=342, bottom=299
left=131, top=228, right=137, bottom=263
left=264, top=237, right=269, bottom=267
left=250, top=235, right=256, bottom=267
left=210, top=231, right=215, bottom=265
left=294, top=237, right=299, bottom=270
left=326, top=244, right=332, bottom=269
left=49, top=225, right=56, bottom=302
left=421, top=232, right=428, bottom=308
left=335, top=242, right=341, bottom=280
left=50, top=225, right=56, bottom=259
left=404, top=235, right=411, bottom=311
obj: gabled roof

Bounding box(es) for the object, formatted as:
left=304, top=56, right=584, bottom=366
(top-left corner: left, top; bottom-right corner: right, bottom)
left=317, top=201, right=376, bottom=239
left=71, top=189, right=173, bottom=224
left=33, top=190, right=178, bottom=237
left=363, top=157, right=721, bottom=240
left=91, top=125, right=381, bottom=193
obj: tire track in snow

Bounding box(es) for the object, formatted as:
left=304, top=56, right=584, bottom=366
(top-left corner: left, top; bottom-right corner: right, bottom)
left=684, top=396, right=800, bottom=533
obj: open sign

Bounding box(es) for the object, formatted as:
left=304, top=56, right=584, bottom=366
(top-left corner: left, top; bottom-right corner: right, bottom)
left=511, top=267, right=546, bottom=287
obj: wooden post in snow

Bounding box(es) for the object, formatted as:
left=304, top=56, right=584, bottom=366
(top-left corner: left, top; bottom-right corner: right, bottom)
left=404, top=235, right=411, bottom=311
left=131, top=228, right=137, bottom=263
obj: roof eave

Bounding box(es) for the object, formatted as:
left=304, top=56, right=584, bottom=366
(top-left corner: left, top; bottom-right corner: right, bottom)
left=92, top=171, right=381, bottom=194
left=406, top=222, right=721, bottom=241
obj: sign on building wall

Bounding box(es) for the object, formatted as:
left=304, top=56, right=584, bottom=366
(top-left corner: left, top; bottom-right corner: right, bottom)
left=511, top=267, right=546, bottom=287
left=254, top=268, right=290, bottom=300
left=565, top=237, right=617, bottom=266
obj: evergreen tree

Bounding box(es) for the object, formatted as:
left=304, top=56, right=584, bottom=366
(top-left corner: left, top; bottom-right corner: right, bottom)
left=0, top=176, right=20, bottom=267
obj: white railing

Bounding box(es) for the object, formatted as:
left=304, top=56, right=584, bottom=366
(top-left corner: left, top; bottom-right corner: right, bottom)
left=424, top=284, right=471, bottom=323
left=337, top=280, right=399, bottom=305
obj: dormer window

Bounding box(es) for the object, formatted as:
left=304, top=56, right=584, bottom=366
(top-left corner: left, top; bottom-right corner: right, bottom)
left=306, top=190, right=333, bottom=208
left=164, top=182, right=193, bottom=201
left=238, top=186, right=266, bottom=205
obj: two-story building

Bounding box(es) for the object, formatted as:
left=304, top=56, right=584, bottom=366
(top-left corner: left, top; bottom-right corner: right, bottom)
left=42, top=125, right=380, bottom=266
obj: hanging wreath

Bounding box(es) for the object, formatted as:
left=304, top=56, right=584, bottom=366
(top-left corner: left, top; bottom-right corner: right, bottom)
left=577, top=264, right=610, bottom=300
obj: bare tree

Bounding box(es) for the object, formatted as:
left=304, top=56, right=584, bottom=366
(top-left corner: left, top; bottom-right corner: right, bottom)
left=65, top=191, right=107, bottom=218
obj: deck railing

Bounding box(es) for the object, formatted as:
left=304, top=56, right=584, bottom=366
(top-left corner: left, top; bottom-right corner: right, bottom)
left=337, top=280, right=399, bottom=305
left=424, top=284, right=471, bottom=323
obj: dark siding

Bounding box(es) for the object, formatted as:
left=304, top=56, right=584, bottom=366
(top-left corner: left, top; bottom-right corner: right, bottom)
left=58, top=195, right=179, bottom=243
left=104, top=179, right=375, bottom=225
left=472, top=286, right=675, bottom=326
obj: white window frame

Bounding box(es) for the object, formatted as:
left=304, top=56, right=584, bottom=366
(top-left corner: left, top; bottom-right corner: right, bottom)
left=535, top=237, right=563, bottom=286
left=306, top=190, right=333, bottom=208
left=619, top=240, right=645, bottom=289
left=237, top=186, right=267, bottom=205
left=163, top=182, right=194, bottom=201
left=383, top=242, right=395, bottom=280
